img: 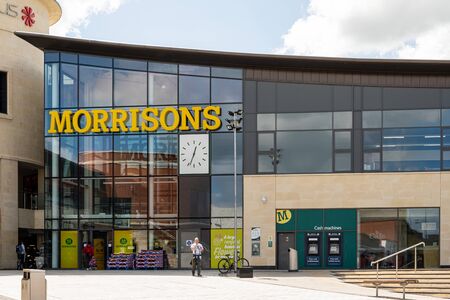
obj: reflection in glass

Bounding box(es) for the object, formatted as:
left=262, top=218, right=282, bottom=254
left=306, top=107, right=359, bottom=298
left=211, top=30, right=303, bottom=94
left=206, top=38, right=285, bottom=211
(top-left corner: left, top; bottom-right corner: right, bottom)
left=79, top=178, right=112, bottom=218
left=334, top=131, right=351, bottom=150
left=383, top=110, right=440, bottom=128
left=211, top=78, right=242, bottom=103
left=79, top=135, right=113, bottom=177
left=114, top=58, right=147, bottom=71
left=257, top=114, right=275, bottom=131
left=179, top=176, right=210, bottom=218
left=149, top=177, right=178, bottom=218
left=45, top=63, right=59, bottom=108
left=149, top=134, right=178, bottom=175
left=148, top=62, right=177, bottom=74
left=45, top=137, right=59, bottom=178
left=79, top=66, right=112, bottom=107
left=383, top=127, right=440, bottom=171
left=211, top=67, right=243, bottom=79
left=258, top=133, right=275, bottom=173
left=60, top=64, right=77, bottom=108
left=211, top=176, right=242, bottom=217
left=113, top=135, right=148, bottom=176
left=148, top=73, right=177, bottom=105
left=179, top=64, right=210, bottom=76
left=61, top=179, right=78, bottom=218
left=277, top=112, right=332, bottom=130
left=363, top=130, right=381, bottom=171
left=277, top=131, right=332, bottom=173
left=333, top=112, right=352, bottom=129
left=335, top=153, right=351, bottom=171
left=179, top=76, right=210, bottom=104
left=114, top=70, right=147, bottom=106
left=362, top=111, right=381, bottom=128
left=211, top=133, right=243, bottom=174
left=217, top=104, right=242, bottom=132
left=60, top=136, right=78, bottom=177
left=114, top=177, right=147, bottom=218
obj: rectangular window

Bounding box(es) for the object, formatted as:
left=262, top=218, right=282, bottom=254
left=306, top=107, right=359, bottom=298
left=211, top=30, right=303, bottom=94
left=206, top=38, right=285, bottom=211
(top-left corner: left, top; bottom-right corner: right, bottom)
left=79, top=135, right=113, bottom=177
left=60, top=64, right=77, bottom=108
left=362, top=111, right=381, bottom=128
left=277, top=112, right=332, bottom=131
left=0, top=71, right=7, bottom=114
left=383, top=109, right=440, bottom=128
left=114, top=177, right=148, bottom=218
left=45, top=63, right=59, bottom=109
left=114, top=69, right=147, bottom=106
left=363, top=130, right=381, bottom=171
left=334, top=131, right=351, bottom=172
left=383, top=127, right=441, bottom=171
left=113, top=135, right=148, bottom=176
left=149, top=177, right=178, bottom=218
left=179, top=75, right=210, bottom=104
left=277, top=131, right=332, bottom=173
left=148, top=73, right=177, bottom=105
left=258, top=133, right=275, bottom=173
left=79, top=66, right=112, bottom=107
left=211, top=133, right=243, bottom=174
left=179, top=176, right=210, bottom=218
left=257, top=114, right=276, bottom=131
left=79, top=178, right=112, bottom=218
left=149, top=134, right=178, bottom=176
left=211, top=175, right=243, bottom=217
left=211, top=78, right=242, bottom=103
left=333, top=112, right=352, bottom=129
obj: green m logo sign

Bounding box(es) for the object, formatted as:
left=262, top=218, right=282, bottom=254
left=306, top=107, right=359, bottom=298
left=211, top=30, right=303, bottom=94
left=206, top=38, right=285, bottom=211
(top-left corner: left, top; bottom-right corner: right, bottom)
left=276, top=210, right=292, bottom=224
left=120, top=238, right=128, bottom=245
left=65, top=238, right=73, bottom=245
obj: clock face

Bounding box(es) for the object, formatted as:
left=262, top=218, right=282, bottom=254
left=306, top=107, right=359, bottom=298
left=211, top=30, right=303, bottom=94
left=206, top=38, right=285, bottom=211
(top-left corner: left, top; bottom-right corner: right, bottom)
left=179, top=134, right=209, bottom=174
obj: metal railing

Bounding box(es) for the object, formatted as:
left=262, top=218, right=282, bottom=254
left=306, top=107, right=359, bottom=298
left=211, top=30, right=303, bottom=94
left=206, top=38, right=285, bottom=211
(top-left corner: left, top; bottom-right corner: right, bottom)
left=370, top=242, right=425, bottom=279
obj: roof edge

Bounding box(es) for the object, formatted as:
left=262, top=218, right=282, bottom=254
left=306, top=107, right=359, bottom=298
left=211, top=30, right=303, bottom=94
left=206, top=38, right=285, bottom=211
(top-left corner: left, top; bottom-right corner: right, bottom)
left=38, top=0, right=62, bottom=26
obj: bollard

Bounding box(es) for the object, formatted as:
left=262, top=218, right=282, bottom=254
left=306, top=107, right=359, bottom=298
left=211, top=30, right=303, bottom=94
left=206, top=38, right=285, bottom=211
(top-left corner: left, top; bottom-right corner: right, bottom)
left=21, top=269, right=46, bottom=300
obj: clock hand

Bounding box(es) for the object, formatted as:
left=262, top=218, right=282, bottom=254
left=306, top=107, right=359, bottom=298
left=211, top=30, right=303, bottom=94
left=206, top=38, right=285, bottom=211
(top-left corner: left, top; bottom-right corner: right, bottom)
left=188, top=146, right=197, bottom=166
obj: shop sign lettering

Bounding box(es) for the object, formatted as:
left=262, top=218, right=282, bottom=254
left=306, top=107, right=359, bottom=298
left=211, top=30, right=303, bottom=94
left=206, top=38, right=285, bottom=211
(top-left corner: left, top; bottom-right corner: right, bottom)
left=276, top=209, right=292, bottom=224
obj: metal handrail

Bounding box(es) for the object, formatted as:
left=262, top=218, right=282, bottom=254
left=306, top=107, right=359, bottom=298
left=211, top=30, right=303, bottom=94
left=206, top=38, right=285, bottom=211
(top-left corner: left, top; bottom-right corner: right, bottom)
left=370, top=242, right=425, bottom=279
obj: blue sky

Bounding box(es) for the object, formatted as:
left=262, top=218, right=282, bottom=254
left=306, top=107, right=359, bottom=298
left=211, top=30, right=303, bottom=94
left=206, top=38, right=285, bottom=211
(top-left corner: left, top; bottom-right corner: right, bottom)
left=68, top=0, right=308, bottom=53
left=51, top=0, right=450, bottom=59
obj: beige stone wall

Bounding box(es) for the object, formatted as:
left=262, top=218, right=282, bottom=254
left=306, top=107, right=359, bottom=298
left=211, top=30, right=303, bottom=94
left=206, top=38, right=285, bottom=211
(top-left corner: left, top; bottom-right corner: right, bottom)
left=243, top=172, right=449, bottom=268
left=0, top=0, right=60, bottom=269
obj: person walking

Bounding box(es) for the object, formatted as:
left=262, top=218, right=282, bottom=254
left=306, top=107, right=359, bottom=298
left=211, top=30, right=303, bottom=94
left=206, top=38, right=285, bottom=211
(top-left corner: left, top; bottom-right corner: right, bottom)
left=190, top=237, right=204, bottom=277
left=16, top=241, right=26, bottom=270
left=82, top=242, right=94, bottom=270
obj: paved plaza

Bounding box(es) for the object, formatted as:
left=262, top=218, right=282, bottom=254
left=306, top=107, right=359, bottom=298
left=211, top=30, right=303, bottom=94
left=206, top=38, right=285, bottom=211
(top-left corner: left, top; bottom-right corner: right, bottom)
left=0, top=270, right=441, bottom=300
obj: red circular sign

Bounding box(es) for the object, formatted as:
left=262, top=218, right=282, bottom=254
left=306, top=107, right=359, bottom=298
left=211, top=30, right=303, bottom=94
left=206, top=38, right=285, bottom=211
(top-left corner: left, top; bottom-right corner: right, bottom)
left=21, top=6, right=35, bottom=27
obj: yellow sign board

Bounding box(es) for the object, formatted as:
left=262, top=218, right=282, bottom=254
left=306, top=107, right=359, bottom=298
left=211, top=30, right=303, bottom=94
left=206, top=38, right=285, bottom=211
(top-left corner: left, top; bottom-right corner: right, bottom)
left=210, top=229, right=242, bottom=268
left=114, top=231, right=134, bottom=254
left=60, top=231, right=78, bottom=269
left=276, top=209, right=292, bottom=224
left=48, top=106, right=222, bottom=134
left=94, top=238, right=105, bottom=270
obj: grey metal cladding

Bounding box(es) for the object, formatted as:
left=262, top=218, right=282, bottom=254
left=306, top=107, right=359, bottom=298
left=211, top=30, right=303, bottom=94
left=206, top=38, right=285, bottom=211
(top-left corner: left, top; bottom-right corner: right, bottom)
left=354, top=87, right=362, bottom=111
left=334, top=86, right=353, bottom=111
left=244, top=80, right=257, bottom=114
left=382, top=87, right=440, bottom=109
left=244, top=113, right=257, bottom=132
left=257, top=82, right=276, bottom=113
left=442, top=89, right=450, bottom=108
left=277, top=83, right=332, bottom=112
left=243, top=132, right=257, bottom=174
left=362, top=87, right=382, bottom=110
left=353, top=129, right=363, bottom=173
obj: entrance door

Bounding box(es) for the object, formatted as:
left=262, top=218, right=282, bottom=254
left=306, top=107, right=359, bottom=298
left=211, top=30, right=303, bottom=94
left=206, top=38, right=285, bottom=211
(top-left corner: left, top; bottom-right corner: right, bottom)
left=277, top=232, right=295, bottom=270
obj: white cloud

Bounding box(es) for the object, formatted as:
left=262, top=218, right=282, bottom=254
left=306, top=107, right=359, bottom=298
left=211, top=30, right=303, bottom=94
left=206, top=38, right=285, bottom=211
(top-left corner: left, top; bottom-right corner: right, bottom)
left=50, top=0, right=126, bottom=36
left=278, top=0, right=450, bottom=59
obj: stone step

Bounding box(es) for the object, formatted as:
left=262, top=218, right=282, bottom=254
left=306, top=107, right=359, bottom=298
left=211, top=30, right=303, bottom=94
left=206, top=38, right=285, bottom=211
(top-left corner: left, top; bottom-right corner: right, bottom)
left=338, top=275, right=450, bottom=280
left=343, top=279, right=450, bottom=284
left=359, top=283, right=450, bottom=289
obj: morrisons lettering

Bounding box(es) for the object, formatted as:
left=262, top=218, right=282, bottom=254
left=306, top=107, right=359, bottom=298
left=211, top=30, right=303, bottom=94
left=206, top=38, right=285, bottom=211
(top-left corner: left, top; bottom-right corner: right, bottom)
left=48, top=105, right=222, bottom=134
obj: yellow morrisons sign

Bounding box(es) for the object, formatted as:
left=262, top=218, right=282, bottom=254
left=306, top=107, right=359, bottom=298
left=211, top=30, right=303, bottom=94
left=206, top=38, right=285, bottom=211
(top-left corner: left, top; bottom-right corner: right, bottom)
left=48, top=106, right=222, bottom=134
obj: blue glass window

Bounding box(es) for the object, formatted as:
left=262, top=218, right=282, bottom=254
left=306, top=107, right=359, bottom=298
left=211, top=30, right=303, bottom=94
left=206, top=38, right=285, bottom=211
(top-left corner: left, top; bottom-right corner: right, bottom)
left=79, top=66, right=112, bottom=107
left=383, top=110, right=440, bottom=128
left=60, top=64, right=77, bottom=108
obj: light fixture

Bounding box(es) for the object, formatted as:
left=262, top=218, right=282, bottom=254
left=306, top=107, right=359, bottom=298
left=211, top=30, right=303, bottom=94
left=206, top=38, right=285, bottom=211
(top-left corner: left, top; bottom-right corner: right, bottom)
left=261, top=196, right=268, bottom=204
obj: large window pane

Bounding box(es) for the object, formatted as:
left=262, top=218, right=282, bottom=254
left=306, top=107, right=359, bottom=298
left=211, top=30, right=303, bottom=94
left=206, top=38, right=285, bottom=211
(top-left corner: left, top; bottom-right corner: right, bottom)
left=211, top=175, right=242, bottom=217
left=179, top=76, right=210, bottom=104
left=179, top=176, right=210, bottom=218
left=211, top=133, right=243, bottom=174
left=333, top=112, right=352, bottom=129
left=149, top=73, right=177, bottom=105
left=113, top=135, right=148, bottom=176
left=114, top=177, right=147, bottom=218
left=217, top=104, right=242, bottom=132
left=179, top=64, right=210, bottom=76
left=362, top=111, right=381, bottom=128
left=257, top=114, right=275, bottom=131
left=149, top=177, right=177, bottom=218
left=79, top=66, right=112, bottom=107
left=60, top=136, right=78, bottom=178
left=60, top=64, right=77, bottom=108
left=383, top=127, right=441, bottom=171
left=277, top=113, right=332, bottom=130
left=45, top=137, right=59, bottom=178
left=363, top=130, right=382, bottom=171
left=61, top=179, right=78, bottom=218
left=149, top=229, right=177, bottom=269
left=335, top=153, right=351, bottom=171
left=79, top=135, right=113, bottom=177
left=211, top=78, right=242, bottom=103
left=149, top=134, right=178, bottom=175
left=45, top=63, right=59, bottom=108
left=211, top=67, right=242, bottom=79
left=383, top=110, right=440, bottom=128
left=114, top=70, right=147, bottom=106
left=79, top=178, right=112, bottom=218
left=148, top=62, right=177, bottom=74
left=258, top=133, right=275, bottom=173
left=277, top=131, right=332, bottom=173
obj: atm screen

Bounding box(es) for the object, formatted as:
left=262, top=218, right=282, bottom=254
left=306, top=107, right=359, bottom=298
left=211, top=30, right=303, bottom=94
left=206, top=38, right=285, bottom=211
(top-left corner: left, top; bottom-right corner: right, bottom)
left=308, top=244, right=319, bottom=255
left=329, top=243, right=340, bottom=255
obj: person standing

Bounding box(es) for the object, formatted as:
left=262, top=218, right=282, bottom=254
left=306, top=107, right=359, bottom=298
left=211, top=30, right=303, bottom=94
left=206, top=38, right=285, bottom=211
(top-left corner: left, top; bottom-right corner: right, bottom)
left=16, top=241, right=26, bottom=270
left=82, top=242, right=94, bottom=270
left=190, top=237, right=204, bottom=277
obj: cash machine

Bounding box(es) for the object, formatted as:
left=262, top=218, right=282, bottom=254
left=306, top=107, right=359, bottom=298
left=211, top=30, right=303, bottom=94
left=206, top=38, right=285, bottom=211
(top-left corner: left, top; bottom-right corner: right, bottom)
left=305, top=232, right=321, bottom=267
left=326, top=232, right=343, bottom=267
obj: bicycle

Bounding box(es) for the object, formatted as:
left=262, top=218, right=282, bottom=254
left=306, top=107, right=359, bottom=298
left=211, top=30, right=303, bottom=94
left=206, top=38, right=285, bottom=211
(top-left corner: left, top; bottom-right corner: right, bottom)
left=217, top=251, right=249, bottom=274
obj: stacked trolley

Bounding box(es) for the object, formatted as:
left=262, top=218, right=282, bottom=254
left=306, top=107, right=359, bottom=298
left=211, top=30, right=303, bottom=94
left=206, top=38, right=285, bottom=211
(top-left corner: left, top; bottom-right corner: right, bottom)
left=106, top=253, right=135, bottom=270
left=135, top=250, right=164, bottom=270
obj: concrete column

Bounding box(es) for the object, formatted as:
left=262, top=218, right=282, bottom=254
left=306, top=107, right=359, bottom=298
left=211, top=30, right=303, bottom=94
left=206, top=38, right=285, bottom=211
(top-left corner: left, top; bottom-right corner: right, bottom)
left=440, top=173, right=450, bottom=266
left=0, top=158, right=18, bottom=269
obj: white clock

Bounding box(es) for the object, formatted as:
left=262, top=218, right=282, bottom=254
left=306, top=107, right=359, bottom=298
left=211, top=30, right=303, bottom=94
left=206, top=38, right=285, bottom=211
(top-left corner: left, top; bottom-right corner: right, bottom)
left=179, top=134, right=209, bottom=174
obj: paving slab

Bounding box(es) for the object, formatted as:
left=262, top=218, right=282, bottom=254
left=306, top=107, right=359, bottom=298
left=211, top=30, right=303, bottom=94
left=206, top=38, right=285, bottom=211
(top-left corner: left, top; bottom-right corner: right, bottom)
left=0, top=270, right=441, bottom=300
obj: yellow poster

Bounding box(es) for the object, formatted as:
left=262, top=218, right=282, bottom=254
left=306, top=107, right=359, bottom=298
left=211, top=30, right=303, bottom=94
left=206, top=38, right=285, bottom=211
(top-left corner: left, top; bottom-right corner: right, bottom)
left=94, top=238, right=105, bottom=270
left=60, top=231, right=78, bottom=269
left=114, top=231, right=134, bottom=254
left=210, top=229, right=243, bottom=268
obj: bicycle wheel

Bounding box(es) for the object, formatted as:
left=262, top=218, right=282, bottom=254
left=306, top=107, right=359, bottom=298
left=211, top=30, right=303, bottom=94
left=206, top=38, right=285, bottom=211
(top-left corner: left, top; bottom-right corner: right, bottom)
left=237, top=258, right=250, bottom=268
left=218, top=258, right=231, bottom=274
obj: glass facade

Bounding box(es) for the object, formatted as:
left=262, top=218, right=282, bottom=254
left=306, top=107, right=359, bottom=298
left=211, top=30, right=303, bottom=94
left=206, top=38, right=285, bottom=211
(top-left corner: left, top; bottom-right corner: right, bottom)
left=44, top=52, right=243, bottom=269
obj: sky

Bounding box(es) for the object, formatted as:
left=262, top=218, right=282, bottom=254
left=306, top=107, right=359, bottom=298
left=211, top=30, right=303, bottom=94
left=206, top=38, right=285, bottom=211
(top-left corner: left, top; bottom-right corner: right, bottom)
left=50, top=0, right=450, bottom=59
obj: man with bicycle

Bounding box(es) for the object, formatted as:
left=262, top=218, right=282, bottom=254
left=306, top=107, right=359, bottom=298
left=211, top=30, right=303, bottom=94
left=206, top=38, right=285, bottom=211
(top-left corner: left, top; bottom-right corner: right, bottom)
left=190, top=237, right=204, bottom=277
